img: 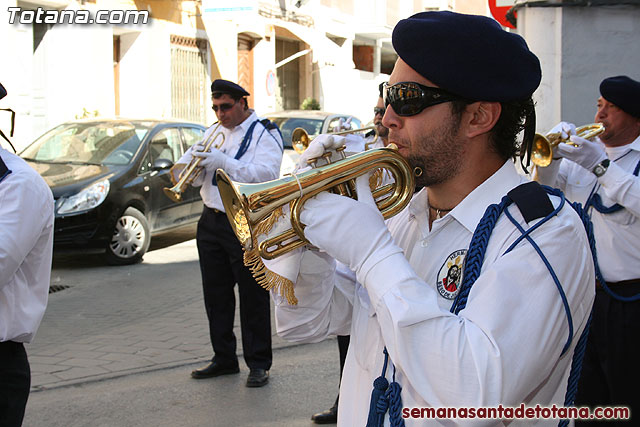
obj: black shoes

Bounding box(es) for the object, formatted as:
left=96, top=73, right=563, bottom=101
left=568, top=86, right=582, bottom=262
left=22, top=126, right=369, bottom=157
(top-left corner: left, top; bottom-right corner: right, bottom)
left=191, top=362, right=269, bottom=387
left=190, top=361, right=240, bottom=379
left=311, top=402, right=338, bottom=424
left=246, top=368, right=269, bottom=387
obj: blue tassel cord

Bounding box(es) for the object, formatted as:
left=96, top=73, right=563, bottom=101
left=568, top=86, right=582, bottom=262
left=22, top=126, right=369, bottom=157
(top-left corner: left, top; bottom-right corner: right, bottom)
left=366, top=348, right=405, bottom=427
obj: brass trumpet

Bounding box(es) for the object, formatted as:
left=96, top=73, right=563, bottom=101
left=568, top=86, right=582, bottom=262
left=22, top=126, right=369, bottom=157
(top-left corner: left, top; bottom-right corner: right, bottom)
left=216, top=143, right=414, bottom=260
left=291, top=126, right=379, bottom=154
left=531, top=123, right=605, bottom=168
left=164, top=123, right=225, bottom=202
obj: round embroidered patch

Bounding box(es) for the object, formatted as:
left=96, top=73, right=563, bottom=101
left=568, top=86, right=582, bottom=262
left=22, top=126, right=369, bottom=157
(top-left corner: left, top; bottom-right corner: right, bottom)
left=436, top=249, right=467, bottom=300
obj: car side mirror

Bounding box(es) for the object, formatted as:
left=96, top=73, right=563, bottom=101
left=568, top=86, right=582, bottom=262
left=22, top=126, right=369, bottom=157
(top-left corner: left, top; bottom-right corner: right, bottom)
left=152, top=158, right=173, bottom=170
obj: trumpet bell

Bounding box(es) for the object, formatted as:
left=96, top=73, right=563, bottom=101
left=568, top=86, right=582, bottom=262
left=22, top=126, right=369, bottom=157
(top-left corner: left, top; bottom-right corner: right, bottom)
left=163, top=186, right=183, bottom=203
left=531, top=134, right=554, bottom=168
left=291, top=128, right=311, bottom=154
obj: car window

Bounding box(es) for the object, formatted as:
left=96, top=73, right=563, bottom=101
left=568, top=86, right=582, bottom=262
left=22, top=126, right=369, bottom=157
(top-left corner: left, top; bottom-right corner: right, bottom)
left=21, top=122, right=149, bottom=165
left=149, top=128, right=182, bottom=163
left=181, top=127, right=205, bottom=150
left=268, top=117, right=324, bottom=149
left=138, top=151, right=152, bottom=175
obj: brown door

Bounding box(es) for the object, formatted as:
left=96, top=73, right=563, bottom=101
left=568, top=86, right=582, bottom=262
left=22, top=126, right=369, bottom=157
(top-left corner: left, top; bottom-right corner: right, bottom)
left=237, top=34, right=254, bottom=108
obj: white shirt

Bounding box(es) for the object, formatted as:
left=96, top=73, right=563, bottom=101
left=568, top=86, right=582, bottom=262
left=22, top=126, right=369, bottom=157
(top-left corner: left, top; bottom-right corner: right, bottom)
left=274, top=161, right=595, bottom=426
left=178, top=111, right=283, bottom=211
left=537, top=135, right=640, bottom=282
left=0, top=148, right=54, bottom=343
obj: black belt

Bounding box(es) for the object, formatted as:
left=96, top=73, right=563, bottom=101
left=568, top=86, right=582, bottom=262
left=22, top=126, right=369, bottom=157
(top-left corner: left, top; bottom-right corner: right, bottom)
left=205, top=206, right=225, bottom=215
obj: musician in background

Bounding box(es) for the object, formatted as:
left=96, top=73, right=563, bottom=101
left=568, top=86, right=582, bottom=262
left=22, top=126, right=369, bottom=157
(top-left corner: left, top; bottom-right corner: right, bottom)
left=536, top=75, right=640, bottom=423
left=1, top=82, right=54, bottom=426
left=176, top=79, right=283, bottom=388
left=310, top=83, right=390, bottom=425
left=272, top=11, right=595, bottom=425
left=364, top=82, right=390, bottom=150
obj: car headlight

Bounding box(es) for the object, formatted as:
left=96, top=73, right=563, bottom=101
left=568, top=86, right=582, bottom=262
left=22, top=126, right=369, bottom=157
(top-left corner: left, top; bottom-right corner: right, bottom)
left=57, top=179, right=110, bottom=214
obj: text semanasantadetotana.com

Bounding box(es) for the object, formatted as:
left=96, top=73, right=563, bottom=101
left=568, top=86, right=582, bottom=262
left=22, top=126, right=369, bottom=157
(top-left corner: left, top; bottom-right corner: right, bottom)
left=402, top=404, right=630, bottom=421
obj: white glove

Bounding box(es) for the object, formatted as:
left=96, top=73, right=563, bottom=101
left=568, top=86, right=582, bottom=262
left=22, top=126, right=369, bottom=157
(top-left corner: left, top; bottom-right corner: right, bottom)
left=555, top=135, right=607, bottom=172
left=335, top=117, right=352, bottom=132
left=192, top=148, right=228, bottom=172
left=299, top=174, right=402, bottom=277
left=547, top=121, right=577, bottom=140
left=294, top=134, right=365, bottom=172
left=545, top=121, right=576, bottom=162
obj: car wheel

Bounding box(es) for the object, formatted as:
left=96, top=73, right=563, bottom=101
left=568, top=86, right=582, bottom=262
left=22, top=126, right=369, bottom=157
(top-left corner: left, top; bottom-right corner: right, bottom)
left=105, top=207, right=150, bottom=265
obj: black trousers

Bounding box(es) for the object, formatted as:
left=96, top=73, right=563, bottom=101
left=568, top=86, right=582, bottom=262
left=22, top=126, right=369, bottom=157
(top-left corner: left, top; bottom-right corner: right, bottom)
left=333, top=335, right=350, bottom=405
left=196, top=207, right=272, bottom=370
left=575, top=282, right=640, bottom=425
left=0, top=341, right=30, bottom=427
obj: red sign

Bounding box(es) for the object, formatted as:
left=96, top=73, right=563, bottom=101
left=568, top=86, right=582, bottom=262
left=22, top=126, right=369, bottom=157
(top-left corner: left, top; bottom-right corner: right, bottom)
left=488, top=0, right=516, bottom=29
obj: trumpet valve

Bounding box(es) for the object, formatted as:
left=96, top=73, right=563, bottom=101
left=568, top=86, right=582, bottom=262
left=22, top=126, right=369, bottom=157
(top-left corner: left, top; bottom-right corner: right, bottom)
left=335, top=145, right=347, bottom=159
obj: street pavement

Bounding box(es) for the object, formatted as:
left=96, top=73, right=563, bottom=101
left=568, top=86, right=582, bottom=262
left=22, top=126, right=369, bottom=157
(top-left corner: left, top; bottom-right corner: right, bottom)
left=22, top=228, right=341, bottom=426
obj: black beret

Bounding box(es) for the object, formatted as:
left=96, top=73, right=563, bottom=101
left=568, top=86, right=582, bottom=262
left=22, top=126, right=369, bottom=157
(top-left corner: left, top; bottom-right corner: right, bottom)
left=0, top=83, right=6, bottom=100
left=211, top=79, right=250, bottom=97
left=600, top=75, right=640, bottom=118
left=392, top=11, right=541, bottom=102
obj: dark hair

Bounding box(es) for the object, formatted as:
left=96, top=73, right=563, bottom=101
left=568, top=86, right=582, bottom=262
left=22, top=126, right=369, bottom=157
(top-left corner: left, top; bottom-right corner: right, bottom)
left=212, top=93, right=248, bottom=110
left=450, top=97, right=535, bottom=162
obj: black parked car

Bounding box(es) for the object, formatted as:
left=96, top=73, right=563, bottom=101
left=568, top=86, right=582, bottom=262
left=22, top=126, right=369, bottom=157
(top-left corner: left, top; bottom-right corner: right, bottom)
left=20, top=119, right=207, bottom=265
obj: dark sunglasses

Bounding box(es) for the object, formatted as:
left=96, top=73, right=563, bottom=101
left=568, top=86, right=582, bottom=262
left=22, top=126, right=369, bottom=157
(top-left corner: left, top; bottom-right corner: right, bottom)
left=212, top=100, right=237, bottom=113
left=373, top=107, right=385, bottom=116
left=384, top=82, right=467, bottom=117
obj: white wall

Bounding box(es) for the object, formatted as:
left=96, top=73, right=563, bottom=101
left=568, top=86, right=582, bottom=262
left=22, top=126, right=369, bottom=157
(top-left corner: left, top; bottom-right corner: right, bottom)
left=118, top=22, right=170, bottom=119
left=519, top=4, right=640, bottom=133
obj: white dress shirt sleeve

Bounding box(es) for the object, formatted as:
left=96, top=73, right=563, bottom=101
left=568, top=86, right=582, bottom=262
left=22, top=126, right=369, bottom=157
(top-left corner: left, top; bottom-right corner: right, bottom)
left=597, top=160, right=640, bottom=216
left=0, top=171, right=53, bottom=287
left=273, top=250, right=355, bottom=342
left=0, top=152, right=54, bottom=343
left=534, top=159, right=567, bottom=190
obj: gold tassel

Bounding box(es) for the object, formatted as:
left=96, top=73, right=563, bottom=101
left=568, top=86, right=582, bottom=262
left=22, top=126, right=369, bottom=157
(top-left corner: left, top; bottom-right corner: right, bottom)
left=242, top=206, right=298, bottom=305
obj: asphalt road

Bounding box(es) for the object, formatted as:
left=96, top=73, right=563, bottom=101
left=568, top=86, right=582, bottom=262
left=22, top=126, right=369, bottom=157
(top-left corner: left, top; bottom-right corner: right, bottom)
left=22, top=225, right=342, bottom=426
left=23, top=340, right=340, bottom=427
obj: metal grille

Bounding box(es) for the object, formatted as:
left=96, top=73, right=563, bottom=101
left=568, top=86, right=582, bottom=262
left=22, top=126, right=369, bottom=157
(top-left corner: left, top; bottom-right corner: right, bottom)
left=170, top=36, right=209, bottom=125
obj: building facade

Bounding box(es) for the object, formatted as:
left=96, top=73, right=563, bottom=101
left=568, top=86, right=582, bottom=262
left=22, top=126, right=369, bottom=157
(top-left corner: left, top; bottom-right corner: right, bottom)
left=1, top=0, right=488, bottom=150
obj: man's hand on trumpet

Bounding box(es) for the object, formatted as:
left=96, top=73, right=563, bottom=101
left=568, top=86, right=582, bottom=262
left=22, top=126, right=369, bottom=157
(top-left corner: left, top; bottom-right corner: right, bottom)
left=294, top=134, right=366, bottom=173
left=299, top=173, right=401, bottom=282
left=544, top=121, right=607, bottom=171
left=192, top=146, right=228, bottom=173
left=547, top=121, right=577, bottom=140
left=555, top=133, right=607, bottom=172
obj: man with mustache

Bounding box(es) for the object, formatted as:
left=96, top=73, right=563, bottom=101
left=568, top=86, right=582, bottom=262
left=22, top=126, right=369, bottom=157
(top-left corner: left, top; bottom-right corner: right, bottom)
left=536, top=75, right=640, bottom=424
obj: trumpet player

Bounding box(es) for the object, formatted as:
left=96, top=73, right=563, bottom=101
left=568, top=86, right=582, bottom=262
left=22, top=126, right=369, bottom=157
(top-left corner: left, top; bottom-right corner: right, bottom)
left=366, top=82, right=390, bottom=149
left=1, top=82, right=54, bottom=426
left=536, top=75, right=640, bottom=423
left=310, top=82, right=394, bottom=425
left=271, top=11, right=597, bottom=426
left=177, top=79, right=283, bottom=387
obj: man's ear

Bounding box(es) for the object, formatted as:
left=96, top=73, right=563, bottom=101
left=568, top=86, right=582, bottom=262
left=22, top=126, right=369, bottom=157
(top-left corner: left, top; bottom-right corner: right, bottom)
left=463, top=101, right=501, bottom=138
